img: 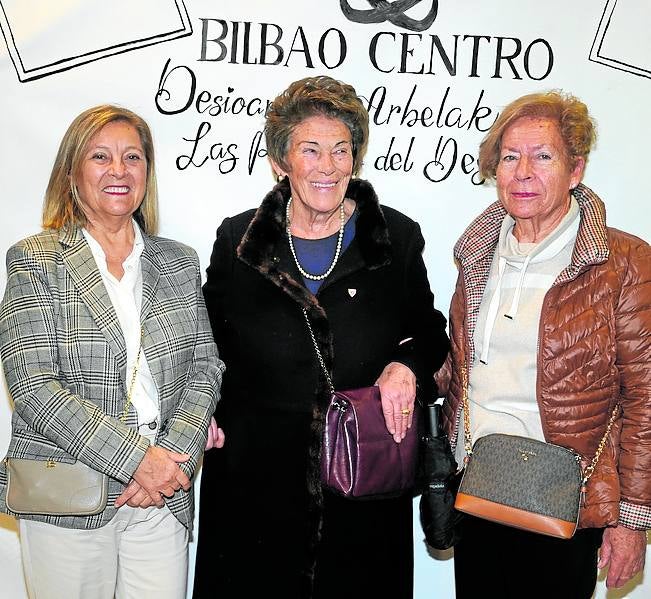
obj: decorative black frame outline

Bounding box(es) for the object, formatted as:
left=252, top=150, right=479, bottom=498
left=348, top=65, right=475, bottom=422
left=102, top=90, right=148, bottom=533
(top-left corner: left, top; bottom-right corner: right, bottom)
left=0, top=0, right=192, bottom=82
left=589, top=0, right=650, bottom=80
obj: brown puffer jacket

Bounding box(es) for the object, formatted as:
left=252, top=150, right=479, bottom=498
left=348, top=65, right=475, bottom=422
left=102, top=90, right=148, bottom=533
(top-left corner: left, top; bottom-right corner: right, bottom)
left=438, top=184, right=651, bottom=528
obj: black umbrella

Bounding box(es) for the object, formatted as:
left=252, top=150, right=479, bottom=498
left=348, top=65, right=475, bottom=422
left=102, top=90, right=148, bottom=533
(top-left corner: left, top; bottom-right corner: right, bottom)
left=417, top=402, right=462, bottom=550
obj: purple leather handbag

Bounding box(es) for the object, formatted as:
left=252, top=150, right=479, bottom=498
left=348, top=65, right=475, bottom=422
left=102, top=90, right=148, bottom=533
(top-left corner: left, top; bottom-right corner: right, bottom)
left=321, top=386, right=419, bottom=498
left=303, top=309, right=419, bottom=499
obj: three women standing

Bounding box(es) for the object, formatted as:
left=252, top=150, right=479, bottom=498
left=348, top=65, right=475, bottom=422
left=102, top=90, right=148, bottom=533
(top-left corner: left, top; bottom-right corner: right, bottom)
left=4, top=81, right=644, bottom=599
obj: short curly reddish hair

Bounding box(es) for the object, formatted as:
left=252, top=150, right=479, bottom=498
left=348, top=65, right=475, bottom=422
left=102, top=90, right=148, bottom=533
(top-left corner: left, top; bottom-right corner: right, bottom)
left=479, top=90, right=596, bottom=181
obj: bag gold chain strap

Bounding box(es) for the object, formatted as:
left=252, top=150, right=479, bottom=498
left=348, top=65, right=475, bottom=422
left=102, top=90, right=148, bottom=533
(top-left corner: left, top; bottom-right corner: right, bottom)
left=460, top=363, right=620, bottom=493
left=120, top=326, right=144, bottom=423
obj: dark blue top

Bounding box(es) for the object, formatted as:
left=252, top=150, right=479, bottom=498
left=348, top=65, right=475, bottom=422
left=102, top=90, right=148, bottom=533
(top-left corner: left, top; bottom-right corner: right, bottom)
left=292, top=209, right=358, bottom=294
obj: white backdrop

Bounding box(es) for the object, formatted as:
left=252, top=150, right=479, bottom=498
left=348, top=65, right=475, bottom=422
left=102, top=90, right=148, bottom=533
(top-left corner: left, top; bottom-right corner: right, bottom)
left=0, top=1, right=649, bottom=597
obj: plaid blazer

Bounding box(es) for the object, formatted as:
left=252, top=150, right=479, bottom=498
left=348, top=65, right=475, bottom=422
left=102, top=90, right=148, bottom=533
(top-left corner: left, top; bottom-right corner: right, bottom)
left=0, top=225, right=224, bottom=530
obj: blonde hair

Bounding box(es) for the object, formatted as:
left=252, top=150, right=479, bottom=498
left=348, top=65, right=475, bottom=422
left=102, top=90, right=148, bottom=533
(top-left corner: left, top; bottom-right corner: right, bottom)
left=479, top=90, right=596, bottom=181
left=42, top=105, right=159, bottom=234
left=265, top=76, right=369, bottom=176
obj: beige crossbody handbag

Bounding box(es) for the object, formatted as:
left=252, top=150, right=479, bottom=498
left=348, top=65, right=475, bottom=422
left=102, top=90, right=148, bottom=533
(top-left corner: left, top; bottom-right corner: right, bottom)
left=6, top=458, right=109, bottom=516
left=6, top=338, right=143, bottom=516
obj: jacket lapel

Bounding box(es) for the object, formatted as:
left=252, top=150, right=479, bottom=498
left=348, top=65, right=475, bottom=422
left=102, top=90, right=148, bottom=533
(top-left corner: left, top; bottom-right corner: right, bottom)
left=317, top=239, right=365, bottom=294
left=59, top=226, right=127, bottom=374
left=317, top=179, right=391, bottom=294
left=139, top=234, right=161, bottom=323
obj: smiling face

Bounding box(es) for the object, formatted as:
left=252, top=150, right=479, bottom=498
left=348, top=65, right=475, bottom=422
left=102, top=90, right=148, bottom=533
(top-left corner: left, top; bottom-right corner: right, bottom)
left=75, top=120, right=147, bottom=229
left=496, top=116, right=585, bottom=242
left=273, top=114, right=353, bottom=219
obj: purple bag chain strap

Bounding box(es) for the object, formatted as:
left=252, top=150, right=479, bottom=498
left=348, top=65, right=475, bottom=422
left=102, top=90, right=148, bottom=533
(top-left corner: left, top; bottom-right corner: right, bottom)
left=302, top=308, right=335, bottom=395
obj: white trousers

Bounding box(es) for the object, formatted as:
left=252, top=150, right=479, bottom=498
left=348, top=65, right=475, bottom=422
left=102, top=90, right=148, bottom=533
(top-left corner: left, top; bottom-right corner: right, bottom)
left=19, top=503, right=189, bottom=599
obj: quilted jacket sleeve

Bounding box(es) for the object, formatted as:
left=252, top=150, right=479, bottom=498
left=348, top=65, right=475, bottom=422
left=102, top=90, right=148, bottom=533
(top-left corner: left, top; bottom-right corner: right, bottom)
left=613, top=232, right=651, bottom=528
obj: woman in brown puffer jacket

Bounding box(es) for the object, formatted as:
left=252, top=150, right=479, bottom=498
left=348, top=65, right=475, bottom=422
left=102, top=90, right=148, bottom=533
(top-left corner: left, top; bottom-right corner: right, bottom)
left=437, top=90, right=651, bottom=599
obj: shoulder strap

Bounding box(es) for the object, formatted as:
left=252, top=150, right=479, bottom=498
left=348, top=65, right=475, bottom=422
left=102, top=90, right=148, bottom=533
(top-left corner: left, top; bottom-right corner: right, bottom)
left=302, top=308, right=335, bottom=395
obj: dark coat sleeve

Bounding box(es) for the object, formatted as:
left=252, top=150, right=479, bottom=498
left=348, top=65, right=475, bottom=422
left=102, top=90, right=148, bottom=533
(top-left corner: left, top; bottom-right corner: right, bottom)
left=202, top=217, right=235, bottom=349
left=389, top=219, right=449, bottom=400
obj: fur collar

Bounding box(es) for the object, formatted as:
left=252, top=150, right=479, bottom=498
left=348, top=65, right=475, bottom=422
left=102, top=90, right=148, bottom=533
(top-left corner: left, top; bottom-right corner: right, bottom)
left=237, top=177, right=392, bottom=318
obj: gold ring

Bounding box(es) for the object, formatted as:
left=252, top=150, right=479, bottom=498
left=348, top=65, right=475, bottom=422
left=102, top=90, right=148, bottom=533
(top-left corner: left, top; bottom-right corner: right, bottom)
left=401, top=408, right=411, bottom=415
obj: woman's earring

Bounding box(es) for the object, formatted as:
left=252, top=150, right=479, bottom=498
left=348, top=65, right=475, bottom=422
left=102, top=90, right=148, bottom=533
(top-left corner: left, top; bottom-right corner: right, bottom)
left=276, top=173, right=286, bottom=183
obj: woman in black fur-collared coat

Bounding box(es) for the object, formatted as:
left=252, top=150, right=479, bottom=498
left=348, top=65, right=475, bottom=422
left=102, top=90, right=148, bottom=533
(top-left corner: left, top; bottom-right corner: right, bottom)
left=193, top=76, right=449, bottom=599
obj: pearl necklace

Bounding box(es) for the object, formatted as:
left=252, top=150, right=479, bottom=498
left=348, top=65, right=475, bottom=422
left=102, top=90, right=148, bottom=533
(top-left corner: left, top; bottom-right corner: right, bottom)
left=286, top=197, right=345, bottom=281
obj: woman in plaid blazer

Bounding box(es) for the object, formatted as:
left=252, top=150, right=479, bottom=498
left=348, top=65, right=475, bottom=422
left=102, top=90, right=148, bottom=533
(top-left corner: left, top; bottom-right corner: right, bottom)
left=0, top=105, right=224, bottom=599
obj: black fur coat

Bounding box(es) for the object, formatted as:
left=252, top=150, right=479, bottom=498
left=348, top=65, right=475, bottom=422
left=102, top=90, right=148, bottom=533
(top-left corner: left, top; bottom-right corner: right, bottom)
left=193, top=178, right=449, bottom=598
